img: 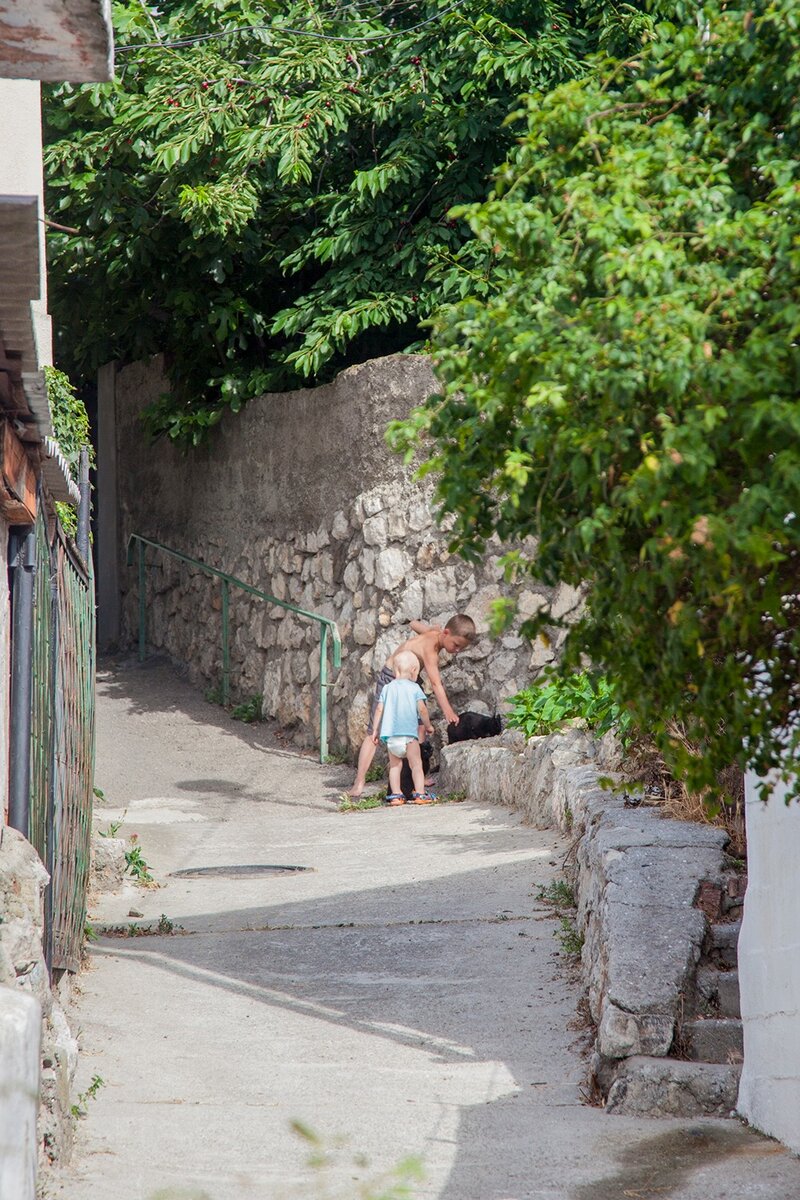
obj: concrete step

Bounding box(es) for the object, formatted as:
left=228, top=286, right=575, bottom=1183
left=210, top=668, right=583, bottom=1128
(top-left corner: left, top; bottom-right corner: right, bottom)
left=605, top=1055, right=741, bottom=1117
left=695, top=967, right=741, bottom=1018
left=683, top=1017, right=743, bottom=1064
left=706, top=920, right=741, bottom=969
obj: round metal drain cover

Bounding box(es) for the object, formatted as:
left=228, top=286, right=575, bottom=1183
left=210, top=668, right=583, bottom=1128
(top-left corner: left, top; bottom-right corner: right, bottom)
left=171, top=864, right=312, bottom=879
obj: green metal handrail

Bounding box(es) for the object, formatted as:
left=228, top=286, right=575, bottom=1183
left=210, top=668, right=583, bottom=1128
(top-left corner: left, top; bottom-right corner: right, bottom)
left=126, top=534, right=342, bottom=762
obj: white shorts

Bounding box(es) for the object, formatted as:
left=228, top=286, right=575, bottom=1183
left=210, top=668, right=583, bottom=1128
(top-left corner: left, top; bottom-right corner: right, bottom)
left=386, top=736, right=414, bottom=759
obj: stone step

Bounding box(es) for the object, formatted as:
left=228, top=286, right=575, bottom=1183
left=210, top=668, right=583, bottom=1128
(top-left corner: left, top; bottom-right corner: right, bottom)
left=605, top=1055, right=741, bottom=1117
left=706, top=920, right=741, bottom=969
left=695, top=967, right=741, bottom=1018
left=683, top=1017, right=743, bottom=1064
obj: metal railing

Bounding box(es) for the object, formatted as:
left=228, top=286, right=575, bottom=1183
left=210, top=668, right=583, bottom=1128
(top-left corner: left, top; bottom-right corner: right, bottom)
left=126, top=535, right=342, bottom=762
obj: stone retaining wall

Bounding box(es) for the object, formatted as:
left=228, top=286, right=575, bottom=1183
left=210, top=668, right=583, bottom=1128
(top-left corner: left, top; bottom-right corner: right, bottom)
left=440, top=729, right=741, bottom=1116
left=113, top=354, right=578, bottom=753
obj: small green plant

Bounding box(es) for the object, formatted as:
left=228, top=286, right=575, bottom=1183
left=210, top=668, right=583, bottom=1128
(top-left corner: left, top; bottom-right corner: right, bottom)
left=338, top=790, right=466, bottom=813
left=364, top=763, right=386, bottom=783
left=71, top=1073, right=105, bottom=1119
left=93, top=786, right=105, bottom=800
left=231, top=693, right=264, bottom=723
left=537, top=880, right=576, bottom=909
left=339, top=792, right=387, bottom=812
left=205, top=684, right=224, bottom=706
left=324, top=746, right=351, bottom=766
left=557, top=916, right=584, bottom=958
left=507, top=671, right=633, bottom=742
left=84, top=920, right=98, bottom=943
left=125, top=836, right=155, bottom=885
left=103, top=915, right=181, bottom=938
left=98, top=816, right=124, bottom=838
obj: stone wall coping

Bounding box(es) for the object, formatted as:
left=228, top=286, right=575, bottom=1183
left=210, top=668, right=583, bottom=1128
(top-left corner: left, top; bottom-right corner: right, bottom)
left=439, top=729, right=732, bottom=1112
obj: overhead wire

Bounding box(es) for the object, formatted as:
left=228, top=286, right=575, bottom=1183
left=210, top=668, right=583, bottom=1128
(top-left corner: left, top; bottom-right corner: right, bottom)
left=114, top=0, right=466, bottom=54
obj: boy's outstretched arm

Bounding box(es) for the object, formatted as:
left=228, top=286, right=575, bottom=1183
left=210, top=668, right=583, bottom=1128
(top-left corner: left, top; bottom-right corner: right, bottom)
left=420, top=641, right=459, bottom=726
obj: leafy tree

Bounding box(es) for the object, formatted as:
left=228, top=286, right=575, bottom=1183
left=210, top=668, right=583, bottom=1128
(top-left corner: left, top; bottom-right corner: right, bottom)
left=390, top=2, right=800, bottom=798
left=43, top=0, right=668, bottom=442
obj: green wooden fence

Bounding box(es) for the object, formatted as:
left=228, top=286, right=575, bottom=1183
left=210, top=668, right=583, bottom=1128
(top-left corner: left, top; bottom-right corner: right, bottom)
left=28, top=504, right=95, bottom=973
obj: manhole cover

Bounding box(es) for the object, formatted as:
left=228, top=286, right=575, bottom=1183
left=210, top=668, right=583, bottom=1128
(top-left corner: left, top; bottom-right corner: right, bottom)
left=170, top=864, right=313, bottom=879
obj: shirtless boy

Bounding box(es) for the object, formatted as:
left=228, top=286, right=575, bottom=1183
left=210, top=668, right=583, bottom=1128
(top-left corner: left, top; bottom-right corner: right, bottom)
left=346, top=613, right=476, bottom=798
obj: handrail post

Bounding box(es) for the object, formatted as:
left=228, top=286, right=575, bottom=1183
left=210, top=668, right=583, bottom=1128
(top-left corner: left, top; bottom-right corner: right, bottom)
left=319, top=622, right=329, bottom=763
left=221, top=579, right=230, bottom=707
left=137, top=539, right=146, bottom=662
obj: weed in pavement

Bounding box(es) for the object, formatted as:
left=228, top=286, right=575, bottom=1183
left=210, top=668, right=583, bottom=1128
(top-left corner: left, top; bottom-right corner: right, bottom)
left=71, top=1074, right=105, bottom=1119
left=338, top=791, right=466, bottom=813
left=536, top=880, right=576, bottom=909
left=557, top=915, right=584, bottom=958
left=103, top=914, right=183, bottom=938
left=231, top=693, right=263, bottom=723
left=125, top=835, right=156, bottom=886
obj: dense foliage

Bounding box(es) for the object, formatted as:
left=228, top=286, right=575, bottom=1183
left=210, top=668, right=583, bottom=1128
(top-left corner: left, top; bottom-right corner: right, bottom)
left=390, top=2, right=800, bottom=798
left=43, top=0, right=668, bottom=442
left=507, top=672, right=632, bottom=741
left=45, top=366, right=94, bottom=536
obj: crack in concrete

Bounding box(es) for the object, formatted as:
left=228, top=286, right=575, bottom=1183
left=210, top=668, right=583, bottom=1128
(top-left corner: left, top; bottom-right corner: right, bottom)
left=95, top=911, right=552, bottom=940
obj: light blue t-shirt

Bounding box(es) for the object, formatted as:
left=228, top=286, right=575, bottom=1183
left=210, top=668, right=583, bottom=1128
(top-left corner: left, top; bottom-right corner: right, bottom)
left=378, top=678, right=425, bottom=741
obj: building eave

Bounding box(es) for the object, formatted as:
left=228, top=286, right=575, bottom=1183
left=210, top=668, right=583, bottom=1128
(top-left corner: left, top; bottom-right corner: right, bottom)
left=0, top=0, right=114, bottom=82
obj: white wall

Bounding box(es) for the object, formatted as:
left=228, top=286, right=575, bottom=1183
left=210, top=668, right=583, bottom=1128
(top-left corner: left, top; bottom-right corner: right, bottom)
left=737, top=771, right=800, bottom=1152
left=0, top=526, right=9, bottom=818
left=0, top=987, right=41, bottom=1200
left=0, top=77, right=52, bottom=364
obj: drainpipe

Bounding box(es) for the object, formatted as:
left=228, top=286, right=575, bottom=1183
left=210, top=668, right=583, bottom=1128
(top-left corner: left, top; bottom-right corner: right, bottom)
left=76, top=448, right=90, bottom=563
left=8, top=525, right=36, bottom=836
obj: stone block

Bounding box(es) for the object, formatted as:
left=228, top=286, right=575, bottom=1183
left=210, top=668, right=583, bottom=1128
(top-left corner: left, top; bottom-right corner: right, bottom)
left=598, top=1001, right=675, bottom=1060
left=362, top=490, right=384, bottom=517
left=716, top=970, right=741, bottom=1019
left=91, top=835, right=126, bottom=892
left=353, top=612, right=377, bottom=646
left=393, top=579, right=424, bottom=623
left=386, top=509, right=408, bottom=540
left=684, top=1018, right=743, bottom=1064
left=707, top=921, right=741, bottom=969
left=424, top=568, right=457, bottom=614
left=362, top=514, right=388, bottom=547
left=517, top=590, right=549, bottom=620
left=374, top=548, right=411, bottom=592
left=550, top=582, right=584, bottom=620
left=605, top=1056, right=740, bottom=1117
left=331, top=510, right=350, bottom=540
left=407, top=500, right=431, bottom=532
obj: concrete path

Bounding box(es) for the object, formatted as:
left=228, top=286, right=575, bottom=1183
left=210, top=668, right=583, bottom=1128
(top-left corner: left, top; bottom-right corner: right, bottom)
left=48, top=661, right=800, bottom=1200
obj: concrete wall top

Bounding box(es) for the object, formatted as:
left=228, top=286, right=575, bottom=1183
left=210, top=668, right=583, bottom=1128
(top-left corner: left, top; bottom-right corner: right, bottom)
left=116, top=353, right=438, bottom=544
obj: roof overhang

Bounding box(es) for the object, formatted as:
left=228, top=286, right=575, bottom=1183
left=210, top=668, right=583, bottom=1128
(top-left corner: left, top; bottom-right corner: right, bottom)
left=0, top=0, right=113, bottom=81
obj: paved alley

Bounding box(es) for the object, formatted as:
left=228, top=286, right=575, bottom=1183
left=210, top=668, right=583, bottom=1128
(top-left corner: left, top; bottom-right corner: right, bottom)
left=48, top=661, right=800, bottom=1200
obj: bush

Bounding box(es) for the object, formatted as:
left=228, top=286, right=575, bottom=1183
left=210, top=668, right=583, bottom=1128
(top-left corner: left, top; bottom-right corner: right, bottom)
left=506, top=672, right=632, bottom=742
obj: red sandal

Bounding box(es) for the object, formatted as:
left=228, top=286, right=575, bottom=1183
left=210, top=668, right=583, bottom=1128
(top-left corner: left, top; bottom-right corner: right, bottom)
left=411, top=791, right=436, bottom=805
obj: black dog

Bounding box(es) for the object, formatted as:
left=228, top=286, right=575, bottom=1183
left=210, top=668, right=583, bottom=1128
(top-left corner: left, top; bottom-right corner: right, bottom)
left=447, top=711, right=502, bottom=744
left=399, top=739, right=433, bottom=802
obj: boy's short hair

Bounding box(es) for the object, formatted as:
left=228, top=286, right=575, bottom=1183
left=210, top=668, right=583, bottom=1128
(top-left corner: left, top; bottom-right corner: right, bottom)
left=445, top=614, right=477, bottom=643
